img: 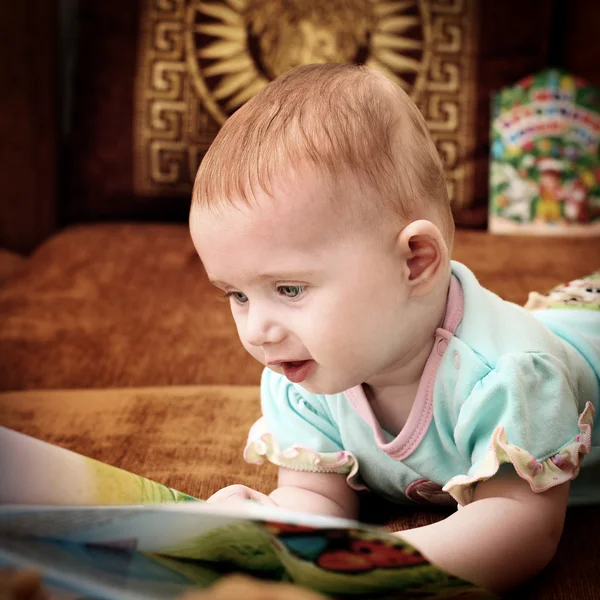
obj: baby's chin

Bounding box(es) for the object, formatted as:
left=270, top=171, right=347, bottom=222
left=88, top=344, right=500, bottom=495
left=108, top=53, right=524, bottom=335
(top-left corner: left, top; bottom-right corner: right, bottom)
left=292, top=375, right=355, bottom=396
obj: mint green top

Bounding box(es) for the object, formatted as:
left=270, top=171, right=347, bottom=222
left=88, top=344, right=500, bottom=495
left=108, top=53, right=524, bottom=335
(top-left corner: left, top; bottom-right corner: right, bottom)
left=244, top=262, right=600, bottom=507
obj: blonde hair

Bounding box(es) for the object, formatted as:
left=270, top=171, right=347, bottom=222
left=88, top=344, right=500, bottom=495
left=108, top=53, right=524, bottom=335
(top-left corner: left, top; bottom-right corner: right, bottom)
left=192, top=63, right=454, bottom=247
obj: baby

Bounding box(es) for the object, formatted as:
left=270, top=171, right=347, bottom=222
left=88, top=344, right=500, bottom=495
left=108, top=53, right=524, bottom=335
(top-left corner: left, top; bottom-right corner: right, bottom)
left=189, top=63, right=600, bottom=595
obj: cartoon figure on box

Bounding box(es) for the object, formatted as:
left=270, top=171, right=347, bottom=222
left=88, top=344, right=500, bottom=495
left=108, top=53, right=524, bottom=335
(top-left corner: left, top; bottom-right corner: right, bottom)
left=563, top=179, right=590, bottom=223
left=536, top=158, right=564, bottom=223
left=496, top=162, right=538, bottom=222
left=489, top=68, right=600, bottom=233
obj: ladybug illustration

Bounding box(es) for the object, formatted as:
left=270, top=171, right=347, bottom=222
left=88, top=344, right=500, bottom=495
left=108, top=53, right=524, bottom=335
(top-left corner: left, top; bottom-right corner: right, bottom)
left=263, top=521, right=427, bottom=574
left=317, top=538, right=427, bottom=572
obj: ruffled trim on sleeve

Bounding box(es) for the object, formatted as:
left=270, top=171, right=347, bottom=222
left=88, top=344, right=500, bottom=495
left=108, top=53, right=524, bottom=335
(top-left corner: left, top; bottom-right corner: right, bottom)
left=243, top=417, right=363, bottom=490
left=443, top=402, right=595, bottom=506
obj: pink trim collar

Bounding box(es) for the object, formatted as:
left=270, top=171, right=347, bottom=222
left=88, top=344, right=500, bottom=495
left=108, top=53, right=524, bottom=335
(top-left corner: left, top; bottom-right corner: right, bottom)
left=344, top=275, right=464, bottom=461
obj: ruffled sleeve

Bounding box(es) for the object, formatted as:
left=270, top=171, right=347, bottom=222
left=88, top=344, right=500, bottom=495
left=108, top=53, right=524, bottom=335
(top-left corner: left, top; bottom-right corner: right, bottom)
left=443, top=352, right=594, bottom=505
left=243, top=369, right=359, bottom=481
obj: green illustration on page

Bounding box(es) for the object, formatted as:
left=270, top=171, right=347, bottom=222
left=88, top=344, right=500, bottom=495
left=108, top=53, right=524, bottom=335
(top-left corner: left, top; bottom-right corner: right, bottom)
left=0, top=426, right=496, bottom=599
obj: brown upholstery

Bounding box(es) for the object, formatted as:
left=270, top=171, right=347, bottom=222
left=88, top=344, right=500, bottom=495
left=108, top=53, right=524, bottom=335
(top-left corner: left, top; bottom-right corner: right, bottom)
left=1, top=223, right=599, bottom=392
left=1, top=224, right=599, bottom=599
left=0, top=224, right=261, bottom=391
left=0, top=250, right=26, bottom=287
left=1, top=384, right=599, bottom=599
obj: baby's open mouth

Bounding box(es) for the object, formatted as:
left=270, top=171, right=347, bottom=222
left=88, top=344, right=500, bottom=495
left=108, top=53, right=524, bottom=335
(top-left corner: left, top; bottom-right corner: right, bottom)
left=275, top=360, right=315, bottom=384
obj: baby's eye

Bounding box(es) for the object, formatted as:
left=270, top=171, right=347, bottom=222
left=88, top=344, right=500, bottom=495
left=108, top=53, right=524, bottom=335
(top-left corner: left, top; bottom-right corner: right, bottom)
left=277, top=285, right=306, bottom=299
left=224, top=291, right=248, bottom=305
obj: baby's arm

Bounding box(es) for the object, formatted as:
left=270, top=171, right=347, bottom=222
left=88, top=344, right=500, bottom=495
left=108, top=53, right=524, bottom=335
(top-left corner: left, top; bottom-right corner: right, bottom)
left=208, top=469, right=567, bottom=592
left=207, top=468, right=359, bottom=519
left=400, top=470, right=569, bottom=594
left=270, top=469, right=359, bottom=518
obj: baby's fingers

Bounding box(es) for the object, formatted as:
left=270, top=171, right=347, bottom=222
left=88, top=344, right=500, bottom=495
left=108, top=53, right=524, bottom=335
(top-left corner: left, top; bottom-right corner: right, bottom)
left=206, top=484, right=277, bottom=506
left=206, top=484, right=254, bottom=503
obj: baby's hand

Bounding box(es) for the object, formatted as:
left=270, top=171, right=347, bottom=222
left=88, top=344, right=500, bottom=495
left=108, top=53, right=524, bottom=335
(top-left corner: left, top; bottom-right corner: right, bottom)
left=206, top=484, right=277, bottom=507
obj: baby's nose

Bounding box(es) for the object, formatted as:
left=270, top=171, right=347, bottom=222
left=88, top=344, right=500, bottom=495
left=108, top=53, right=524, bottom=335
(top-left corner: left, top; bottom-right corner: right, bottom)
left=244, top=307, right=285, bottom=347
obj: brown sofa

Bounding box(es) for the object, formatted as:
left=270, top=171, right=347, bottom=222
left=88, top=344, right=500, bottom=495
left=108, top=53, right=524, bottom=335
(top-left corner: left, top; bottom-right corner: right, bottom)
left=2, top=224, right=599, bottom=392
left=1, top=2, right=600, bottom=598
left=2, top=226, right=600, bottom=600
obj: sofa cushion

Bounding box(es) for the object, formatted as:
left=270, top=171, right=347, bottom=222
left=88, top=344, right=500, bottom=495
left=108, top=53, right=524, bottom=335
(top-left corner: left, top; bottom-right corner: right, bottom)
left=1, top=384, right=599, bottom=599
left=0, top=249, right=26, bottom=286
left=1, top=223, right=599, bottom=392
left=65, top=1, right=556, bottom=227
left=0, top=224, right=262, bottom=391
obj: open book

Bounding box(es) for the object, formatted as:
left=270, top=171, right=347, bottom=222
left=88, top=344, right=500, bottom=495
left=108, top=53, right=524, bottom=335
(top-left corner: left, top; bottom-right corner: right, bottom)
left=0, top=427, right=495, bottom=599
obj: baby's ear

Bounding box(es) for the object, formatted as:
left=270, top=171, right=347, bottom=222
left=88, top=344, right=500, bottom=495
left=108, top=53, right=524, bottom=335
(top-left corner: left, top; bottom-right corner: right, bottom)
left=396, top=220, right=448, bottom=296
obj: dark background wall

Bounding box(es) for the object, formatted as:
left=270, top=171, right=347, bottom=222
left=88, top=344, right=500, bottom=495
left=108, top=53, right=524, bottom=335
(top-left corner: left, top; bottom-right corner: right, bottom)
left=0, top=0, right=59, bottom=254
left=0, top=0, right=599, bottom=255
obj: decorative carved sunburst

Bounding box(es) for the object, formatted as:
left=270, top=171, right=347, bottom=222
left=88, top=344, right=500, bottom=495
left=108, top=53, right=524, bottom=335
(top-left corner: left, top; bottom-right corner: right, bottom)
left=136, top=0, right=474, bottom=208
left=185, top=0, right=430, bottom=125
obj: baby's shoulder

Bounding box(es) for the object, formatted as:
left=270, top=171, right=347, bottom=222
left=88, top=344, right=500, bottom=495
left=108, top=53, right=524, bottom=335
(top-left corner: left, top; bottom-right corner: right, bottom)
left=452, top=261, right=574, bottom=365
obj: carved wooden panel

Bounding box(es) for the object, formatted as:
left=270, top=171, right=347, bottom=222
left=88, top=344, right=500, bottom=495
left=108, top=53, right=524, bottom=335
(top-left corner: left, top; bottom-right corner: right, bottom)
left=134, top=0, right=476, bottom=208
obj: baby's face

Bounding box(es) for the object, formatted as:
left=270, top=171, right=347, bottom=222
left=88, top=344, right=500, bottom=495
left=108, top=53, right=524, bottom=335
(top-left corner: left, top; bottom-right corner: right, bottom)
left=191, top=174, right=414, bottom=395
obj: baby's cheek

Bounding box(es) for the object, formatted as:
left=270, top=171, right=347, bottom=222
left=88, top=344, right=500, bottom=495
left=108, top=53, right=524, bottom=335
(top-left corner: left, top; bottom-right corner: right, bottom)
left=232, top=317, right=251, bottom=348
left=314, top=328, right=359, bottom=367
left=241, top=341, right=264, bottom=364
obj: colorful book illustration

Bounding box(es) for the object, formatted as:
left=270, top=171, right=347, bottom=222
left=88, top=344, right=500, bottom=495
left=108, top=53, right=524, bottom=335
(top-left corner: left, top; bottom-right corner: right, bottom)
left=489, top=68, right=600, bottom=235
left=0, top=426, right=496, bottom=599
